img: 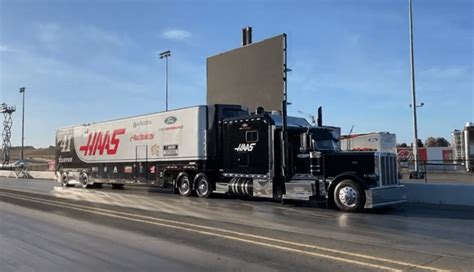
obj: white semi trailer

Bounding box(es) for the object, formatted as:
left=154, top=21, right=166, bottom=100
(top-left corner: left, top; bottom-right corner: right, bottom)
left=340, top=132, right=397, bottom=153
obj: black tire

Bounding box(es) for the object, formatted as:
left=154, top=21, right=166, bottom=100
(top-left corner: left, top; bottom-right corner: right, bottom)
left=195, top=174, right=212, bottom=198
left=333, top=179, right=365, bottom=212
left=177, top=174, right=193, bottom=197
left=112, top=184, right=124, bottom=190
left=80, top=173, right=91, bottom=189
left=61, top=173, right=73, bottom=187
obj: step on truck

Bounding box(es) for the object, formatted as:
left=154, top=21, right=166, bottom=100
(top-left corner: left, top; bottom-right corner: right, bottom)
left=56, top=104, right=407, bottom=212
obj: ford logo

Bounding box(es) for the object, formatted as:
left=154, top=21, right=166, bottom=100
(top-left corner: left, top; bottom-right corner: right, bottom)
left=164, top=116, right=177, bottom=124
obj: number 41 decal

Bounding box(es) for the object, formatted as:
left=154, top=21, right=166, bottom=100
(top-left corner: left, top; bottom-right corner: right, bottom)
left=60, top=135, right=72, bottom=152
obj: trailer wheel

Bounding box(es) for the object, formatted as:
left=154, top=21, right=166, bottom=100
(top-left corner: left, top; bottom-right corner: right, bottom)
left=177, top=174, right=192, bottom=197
left=195, top=174, right=211, bottom=198
left=61, top=173, right=72, bottom=187
left=79, top=173, right=91, bottom=189
left=334, top=179, right=364, bottom=212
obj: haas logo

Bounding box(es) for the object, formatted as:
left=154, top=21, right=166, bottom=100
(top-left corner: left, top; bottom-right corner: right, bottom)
left=234, top=143, right=256, bottom=152
left=79, top=128, right=126, bottom=156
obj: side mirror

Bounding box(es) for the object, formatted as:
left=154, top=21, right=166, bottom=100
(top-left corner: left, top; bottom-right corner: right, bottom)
left=299, top=133, right=308, bottom=152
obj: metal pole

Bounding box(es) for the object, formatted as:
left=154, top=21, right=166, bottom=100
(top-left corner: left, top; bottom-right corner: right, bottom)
left=165, top=56, right=169, bottom=111
left=159, top=50, right=171, bottom=111
left=408, top=0, right=419, bottom=174
left=19, top=87, right=25, bottom=161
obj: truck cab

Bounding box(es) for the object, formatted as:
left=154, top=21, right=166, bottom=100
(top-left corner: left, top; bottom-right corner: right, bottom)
left=218, top=111, right=407, bottom=212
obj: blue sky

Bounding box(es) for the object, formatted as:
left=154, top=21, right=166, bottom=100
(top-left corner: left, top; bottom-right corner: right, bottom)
left=0, top=0, right=472, bottom=147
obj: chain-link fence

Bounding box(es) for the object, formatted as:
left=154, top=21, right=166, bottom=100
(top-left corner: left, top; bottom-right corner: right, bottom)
left=399, top=159, right=473, bottom=184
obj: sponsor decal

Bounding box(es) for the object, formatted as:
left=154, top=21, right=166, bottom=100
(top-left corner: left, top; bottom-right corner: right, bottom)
left=442, top=149, right=453, bottom=162
left=368, top=138, right=378, bottom=142
left=164, top=116, right=177, bottom=124
left=113, top=166, right=118, bottom=173
left=163, top=144, right=179, bottom=156
left=133, top=120, right=152, bottom=128
left=151, top=144, right=160, bottom=156
left=130, top=133, right=154, bottom=142
left=58, top=157, right=73, bottom=163
left=234, top=143, right=256, bottom=152
left=397, top=148, right=427, bottom=161
left=124, top=166, right=133, bottom=174
left=79, top=128, right=126, bottom=156
left=159, top=125, right=183, bottom=131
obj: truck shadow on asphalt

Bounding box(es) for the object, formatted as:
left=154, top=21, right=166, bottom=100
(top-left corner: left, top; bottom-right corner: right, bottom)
left=367, top=204, right=474, bottom=220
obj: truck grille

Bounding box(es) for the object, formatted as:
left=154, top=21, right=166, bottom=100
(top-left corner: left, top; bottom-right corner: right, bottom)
left=374, top=152, right=399, bottom=186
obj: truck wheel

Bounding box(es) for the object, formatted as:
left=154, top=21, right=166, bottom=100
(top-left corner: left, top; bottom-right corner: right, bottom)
left=334, top=179, right=364, bottom=212
left=178, top=174, right=192, bottom=197
left=80, top=173, right=91, bottom=189
left=195, top=174, right=211, bottom=198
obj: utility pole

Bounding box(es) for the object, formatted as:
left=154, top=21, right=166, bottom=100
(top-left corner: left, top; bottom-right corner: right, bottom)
left=19, top=87, right=25, bottom=161
left=408, top=0, right=420, bottom=177
left=159, top=50, right=171, bottom=111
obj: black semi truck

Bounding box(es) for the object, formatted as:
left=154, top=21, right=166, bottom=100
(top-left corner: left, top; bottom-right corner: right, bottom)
left=56, top=104, right=407, bottom=212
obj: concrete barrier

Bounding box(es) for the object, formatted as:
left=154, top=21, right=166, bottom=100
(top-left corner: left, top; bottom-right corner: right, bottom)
left=401, top=182, right=474, bottom=207
left=0, top=170, right=56, bottom=180
left=0, top=170, right=472, bottom=207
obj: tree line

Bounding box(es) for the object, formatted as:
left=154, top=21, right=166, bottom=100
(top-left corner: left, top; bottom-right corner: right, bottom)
left=397, top=137, right=450, bottom=148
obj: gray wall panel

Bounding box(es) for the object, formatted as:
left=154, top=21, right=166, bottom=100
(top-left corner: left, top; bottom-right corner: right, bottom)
left=207, top=34, right=285, bottom=112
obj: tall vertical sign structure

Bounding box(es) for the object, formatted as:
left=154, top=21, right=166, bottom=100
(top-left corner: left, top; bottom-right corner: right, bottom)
left=206, top=32, right=288, bottom=181
left=206, top=34, right=286, bottom=113
left=0, top=103, right=16, bottom=165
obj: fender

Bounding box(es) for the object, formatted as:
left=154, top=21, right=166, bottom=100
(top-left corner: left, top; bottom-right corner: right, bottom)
left=326, top=172, right=367, bottom=202
left=193, top=173, right=213, bottom=191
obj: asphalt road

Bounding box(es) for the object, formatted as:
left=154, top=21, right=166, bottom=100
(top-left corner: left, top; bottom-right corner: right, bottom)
left=0, top=178, right=473, bottom=271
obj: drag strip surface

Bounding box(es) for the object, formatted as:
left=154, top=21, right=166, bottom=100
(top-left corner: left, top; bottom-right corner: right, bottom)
left=1, top=178, right=473, bottom=271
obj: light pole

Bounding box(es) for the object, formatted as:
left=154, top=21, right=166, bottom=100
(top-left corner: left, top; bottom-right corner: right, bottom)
left=159, top=50, right=171, bottom=111
left=19, top=87, right=25, bottom=161
left=408, top=0, right=421, bottom=178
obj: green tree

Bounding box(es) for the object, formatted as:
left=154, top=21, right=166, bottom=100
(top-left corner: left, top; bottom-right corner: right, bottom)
left=410, top=139, right=424, bottom=148
left=425, top=137, right=450, bottom=147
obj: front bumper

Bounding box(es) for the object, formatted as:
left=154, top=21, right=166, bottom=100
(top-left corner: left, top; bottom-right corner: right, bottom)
left=364, top=185, right=408, bottom=209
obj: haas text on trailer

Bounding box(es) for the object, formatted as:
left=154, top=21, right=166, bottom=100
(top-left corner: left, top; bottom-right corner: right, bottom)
left=56, top=104, right=407, bottom=212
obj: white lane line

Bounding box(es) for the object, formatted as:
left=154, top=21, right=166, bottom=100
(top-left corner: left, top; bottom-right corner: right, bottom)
left=0, top=190, right=450, bottom=272
left=0, top=192, right=400, bottom=272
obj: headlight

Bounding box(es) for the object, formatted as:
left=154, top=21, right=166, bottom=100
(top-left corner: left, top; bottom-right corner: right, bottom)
left=364, top=173, right=379, bottom=181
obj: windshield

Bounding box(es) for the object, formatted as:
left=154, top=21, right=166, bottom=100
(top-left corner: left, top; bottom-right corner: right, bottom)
left=310, top=129, right=339, bottom=151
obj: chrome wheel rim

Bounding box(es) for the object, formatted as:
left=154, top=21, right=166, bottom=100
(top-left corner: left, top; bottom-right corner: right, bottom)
left=338, top=186, right=358, bottom=207
left=179, top=178, right=190, bottom=194
left=197, top=180, right=208, bottom=196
